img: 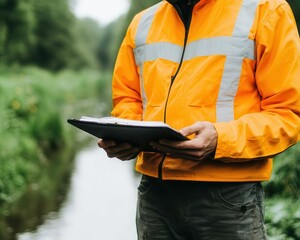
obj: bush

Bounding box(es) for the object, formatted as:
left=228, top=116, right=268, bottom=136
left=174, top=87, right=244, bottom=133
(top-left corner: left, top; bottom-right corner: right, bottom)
left=265, top=198, right=300, bottom=240
left=265, top=143, right=300, bottom=199
left=264, top=142, right=300, bottom=239
left=0, top=66, right=111, bottom=210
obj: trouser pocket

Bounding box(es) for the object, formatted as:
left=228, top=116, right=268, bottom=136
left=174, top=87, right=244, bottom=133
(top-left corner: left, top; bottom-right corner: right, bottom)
left=215, top=182, right=259, bottom=212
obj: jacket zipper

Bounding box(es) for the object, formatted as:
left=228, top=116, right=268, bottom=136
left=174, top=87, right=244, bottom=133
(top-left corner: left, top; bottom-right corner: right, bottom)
left=158, top=3, right=194, bottom=180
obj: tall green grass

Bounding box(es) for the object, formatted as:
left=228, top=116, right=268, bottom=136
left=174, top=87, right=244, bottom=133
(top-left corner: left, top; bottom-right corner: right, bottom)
left=0, top=66, right=111, bottom=210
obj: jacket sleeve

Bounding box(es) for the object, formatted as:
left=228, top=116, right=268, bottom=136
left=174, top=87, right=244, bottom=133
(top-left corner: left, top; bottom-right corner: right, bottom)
left=110, top=16, right=143, bottom=120
left=214, top=2, right=300, bottom=161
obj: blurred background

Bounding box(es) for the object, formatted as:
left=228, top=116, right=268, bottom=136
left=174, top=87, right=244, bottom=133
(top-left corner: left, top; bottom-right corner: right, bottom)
left=0, top=0, right=299, bottom=239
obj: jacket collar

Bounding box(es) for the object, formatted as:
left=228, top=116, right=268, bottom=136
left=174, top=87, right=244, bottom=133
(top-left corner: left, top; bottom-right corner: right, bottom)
left=166, top=0, right=200, bottom=6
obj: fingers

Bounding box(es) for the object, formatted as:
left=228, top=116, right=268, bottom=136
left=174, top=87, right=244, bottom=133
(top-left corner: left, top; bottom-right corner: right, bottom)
left=157, top=137, right=204, bottom=150
left=151, top=141, right=206, bottom=161
left=97, top=139, right=117, bottom=148
left=179, top=122, right=204, bottom=137
left=106, top=146, right=140, bottom=160
left=97, top=139, right=140, bottom=161
left=150, top=121, right=218, bottom=162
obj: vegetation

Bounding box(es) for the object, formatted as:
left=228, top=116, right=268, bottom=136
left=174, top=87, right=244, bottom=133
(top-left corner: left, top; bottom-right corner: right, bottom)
left=264, top=143, right=300, bottom=239
left=265, top=198, right=300, bottom=240
left=0, top=0, right=105, bottom=70
left=0, top=66, right=112, bottom=238
left=0, top=66, right=109, bottom=205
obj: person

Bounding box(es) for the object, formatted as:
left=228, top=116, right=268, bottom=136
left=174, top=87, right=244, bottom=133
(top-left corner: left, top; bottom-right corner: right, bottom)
left=98, top=0, right=300, bottom=239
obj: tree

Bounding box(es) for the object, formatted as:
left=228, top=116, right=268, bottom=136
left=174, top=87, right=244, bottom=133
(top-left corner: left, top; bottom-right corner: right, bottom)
left=97, top=0, right=161, bottom=70
left=31, top=0, right=77, bottom=71
left=73, top=18, right=103, bottom=69
left=0, top=0, right=94, bottom=71
left=0, top=0, right=36, bottom=64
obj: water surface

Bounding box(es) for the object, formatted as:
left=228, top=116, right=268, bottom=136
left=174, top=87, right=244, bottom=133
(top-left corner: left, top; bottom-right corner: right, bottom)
left=18, top=146, right=140, bottom=240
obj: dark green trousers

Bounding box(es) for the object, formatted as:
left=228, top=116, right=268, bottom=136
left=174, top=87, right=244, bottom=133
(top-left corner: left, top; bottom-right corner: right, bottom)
left=136, top=175, right=268, bottom=240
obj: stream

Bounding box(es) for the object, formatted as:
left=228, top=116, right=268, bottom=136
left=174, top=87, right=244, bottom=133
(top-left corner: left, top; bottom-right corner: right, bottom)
left=17, top=146, right=140, bottom=240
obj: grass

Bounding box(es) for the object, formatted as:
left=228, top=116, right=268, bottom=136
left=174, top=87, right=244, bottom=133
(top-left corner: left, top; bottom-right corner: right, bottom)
left=0, top=66, right=112, bottom=212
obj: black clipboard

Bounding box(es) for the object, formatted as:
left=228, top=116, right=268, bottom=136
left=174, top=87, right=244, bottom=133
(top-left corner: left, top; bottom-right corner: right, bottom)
left=67, top=117, right=188, bottom=152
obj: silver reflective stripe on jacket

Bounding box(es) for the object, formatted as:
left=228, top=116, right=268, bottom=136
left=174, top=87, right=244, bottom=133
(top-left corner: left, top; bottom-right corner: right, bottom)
left=134, top=2, right=163, bottom=112
left=216, top=0, right=259, bottom=122
left=134, top=0, right=259, bottom=121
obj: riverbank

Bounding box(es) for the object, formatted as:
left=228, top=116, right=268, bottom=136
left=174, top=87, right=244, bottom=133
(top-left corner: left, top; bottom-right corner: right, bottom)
left=0, top=67, right=112, bottom=239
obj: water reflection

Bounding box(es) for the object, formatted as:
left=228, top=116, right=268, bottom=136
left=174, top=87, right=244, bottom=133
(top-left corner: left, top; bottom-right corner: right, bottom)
left=18, top=146, right=140, bottom=240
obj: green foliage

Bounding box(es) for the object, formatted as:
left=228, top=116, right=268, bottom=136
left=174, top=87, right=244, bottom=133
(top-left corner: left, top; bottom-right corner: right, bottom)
left=265, top=198, right=300, bottom=240
left=0, top=0, right=105, bottom=71
left=31, top=0, right=77, bottom=70
left=98, top=16, right=128, bottom=69
left=263, top=143, right=300, bottom=239
left=0, top=0, right=36, bottom=64
left=0, top=0, right=74, bottom=69
left=0, top=66, right=111, bottom=210
left=73, top=18, right=103, bottom=69
left=265, top=143, right=300, bottom=199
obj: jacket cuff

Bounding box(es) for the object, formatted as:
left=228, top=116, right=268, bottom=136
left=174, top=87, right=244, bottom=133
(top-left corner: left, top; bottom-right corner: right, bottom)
left=213, top=122, right=234, bottom=159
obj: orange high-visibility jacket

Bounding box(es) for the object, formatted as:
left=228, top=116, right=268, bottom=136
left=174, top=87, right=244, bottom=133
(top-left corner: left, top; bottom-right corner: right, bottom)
left=111, top=0, right=300, bottom=181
